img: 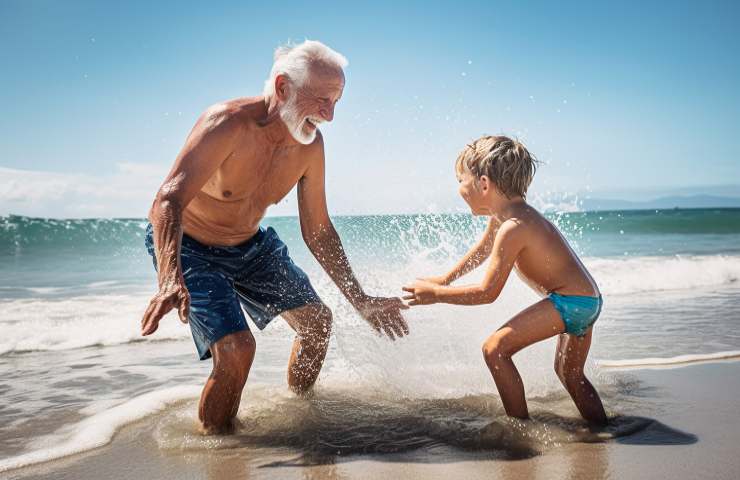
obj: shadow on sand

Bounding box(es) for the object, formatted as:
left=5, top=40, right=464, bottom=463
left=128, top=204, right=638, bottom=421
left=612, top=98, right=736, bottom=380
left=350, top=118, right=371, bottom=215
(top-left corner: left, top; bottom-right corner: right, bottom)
left=245, top=408, right=697, bottom=468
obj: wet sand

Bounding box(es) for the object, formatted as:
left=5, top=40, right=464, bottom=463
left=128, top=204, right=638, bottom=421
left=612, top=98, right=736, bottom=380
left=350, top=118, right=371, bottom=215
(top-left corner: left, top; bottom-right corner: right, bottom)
left=4, top=361, right=740, bottom=480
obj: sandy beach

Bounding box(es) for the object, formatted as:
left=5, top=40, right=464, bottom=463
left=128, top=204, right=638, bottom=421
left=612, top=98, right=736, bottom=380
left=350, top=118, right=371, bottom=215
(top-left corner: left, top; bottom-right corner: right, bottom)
left=4, top=359, right=738, bottom=480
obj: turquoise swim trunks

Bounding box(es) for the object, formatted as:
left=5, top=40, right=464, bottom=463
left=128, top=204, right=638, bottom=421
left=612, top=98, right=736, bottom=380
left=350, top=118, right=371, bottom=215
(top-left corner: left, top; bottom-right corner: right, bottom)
left=548, top=293, right=603, bottom=336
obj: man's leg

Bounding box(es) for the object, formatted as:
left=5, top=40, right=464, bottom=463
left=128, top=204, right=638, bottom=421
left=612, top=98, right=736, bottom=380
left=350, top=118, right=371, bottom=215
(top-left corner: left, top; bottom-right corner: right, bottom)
left=554, top=328, right=608, bottom=425
left=198, top=330, right=256, bottom=434
left=482, top=299, right=565, bottom=419
left=281, top=303, right=333, bottom=394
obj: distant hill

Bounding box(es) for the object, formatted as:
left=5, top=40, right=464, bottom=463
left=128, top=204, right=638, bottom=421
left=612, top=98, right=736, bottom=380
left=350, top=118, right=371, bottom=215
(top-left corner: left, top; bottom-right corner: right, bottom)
left=581, top=195, right=740, bottom=211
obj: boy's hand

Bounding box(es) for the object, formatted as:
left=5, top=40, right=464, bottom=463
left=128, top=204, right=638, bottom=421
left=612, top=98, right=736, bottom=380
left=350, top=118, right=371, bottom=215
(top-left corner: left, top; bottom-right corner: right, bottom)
left=402, top=279, right=440, bottom=306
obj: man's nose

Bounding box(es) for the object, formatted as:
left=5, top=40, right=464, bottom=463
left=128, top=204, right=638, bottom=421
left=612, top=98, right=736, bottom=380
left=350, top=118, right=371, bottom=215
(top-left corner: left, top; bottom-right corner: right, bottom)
left=319, top=103, right=335, bottom=122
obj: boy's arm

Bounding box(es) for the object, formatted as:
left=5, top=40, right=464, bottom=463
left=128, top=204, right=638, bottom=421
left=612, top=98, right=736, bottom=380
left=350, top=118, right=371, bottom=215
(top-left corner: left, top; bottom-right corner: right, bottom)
left=403, top=220, right=524, bottom=306
left=426, top=217, right=499, bottom=285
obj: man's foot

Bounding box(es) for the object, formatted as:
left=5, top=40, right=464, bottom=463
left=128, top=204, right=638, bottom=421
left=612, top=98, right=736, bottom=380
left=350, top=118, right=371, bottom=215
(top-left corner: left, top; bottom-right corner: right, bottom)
left=198, top=417, right=240, bottom=436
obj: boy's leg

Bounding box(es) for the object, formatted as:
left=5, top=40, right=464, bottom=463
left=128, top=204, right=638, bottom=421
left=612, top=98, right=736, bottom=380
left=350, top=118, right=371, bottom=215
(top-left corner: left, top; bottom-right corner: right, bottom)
left=554, top=328, right=608, bottom=425
left=482, top=299, right=565, bottom=419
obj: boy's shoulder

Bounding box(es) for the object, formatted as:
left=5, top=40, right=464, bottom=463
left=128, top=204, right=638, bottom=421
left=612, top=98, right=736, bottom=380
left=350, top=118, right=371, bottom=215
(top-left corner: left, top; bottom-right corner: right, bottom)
left=495, top=205, right=549, bottom=243
left=493, top=217, right=528, bottom=246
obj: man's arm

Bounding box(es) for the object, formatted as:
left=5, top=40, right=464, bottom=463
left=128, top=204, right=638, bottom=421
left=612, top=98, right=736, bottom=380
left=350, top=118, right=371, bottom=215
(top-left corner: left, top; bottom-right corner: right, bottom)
left=141, top=106, right=241, bottom=336
left=297, top=132, right=409, bottom=339
left=403, top=220, right=524, bottom=306
left=429, top=217, right=500, bottom=285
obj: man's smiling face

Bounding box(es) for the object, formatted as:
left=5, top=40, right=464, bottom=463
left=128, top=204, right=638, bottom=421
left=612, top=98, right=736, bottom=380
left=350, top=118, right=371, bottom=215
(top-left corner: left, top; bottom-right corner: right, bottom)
left=279, top=65, right=345, bottom=145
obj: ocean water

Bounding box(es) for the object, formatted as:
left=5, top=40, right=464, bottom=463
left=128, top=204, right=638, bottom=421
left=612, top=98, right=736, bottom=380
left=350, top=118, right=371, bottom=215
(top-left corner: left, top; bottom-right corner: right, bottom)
left=1, top=209, right=739, bottom=471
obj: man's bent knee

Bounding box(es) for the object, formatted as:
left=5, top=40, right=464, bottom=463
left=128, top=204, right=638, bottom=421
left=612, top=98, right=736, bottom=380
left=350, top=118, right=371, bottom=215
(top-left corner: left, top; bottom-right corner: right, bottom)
left=315, top=307, right=333, bottom=343
left=211, top=331, right=256, bottom=381
left=294, top=304, right=333, bottom=345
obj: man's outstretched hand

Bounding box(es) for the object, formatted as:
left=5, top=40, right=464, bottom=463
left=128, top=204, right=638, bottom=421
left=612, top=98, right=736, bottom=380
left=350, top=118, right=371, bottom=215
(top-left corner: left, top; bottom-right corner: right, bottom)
left=356, top=296, right=410, bottom=340
left=141, top=279, right=190, bottom=336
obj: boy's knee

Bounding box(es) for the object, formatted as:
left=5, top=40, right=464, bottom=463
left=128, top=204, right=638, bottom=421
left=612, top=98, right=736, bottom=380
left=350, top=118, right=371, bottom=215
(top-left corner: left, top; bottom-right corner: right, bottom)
left=556, top=364, right=585, bottom=388
left=482, top=336, right=510, bottom=365
left=554, top=356, right=564, bottom=379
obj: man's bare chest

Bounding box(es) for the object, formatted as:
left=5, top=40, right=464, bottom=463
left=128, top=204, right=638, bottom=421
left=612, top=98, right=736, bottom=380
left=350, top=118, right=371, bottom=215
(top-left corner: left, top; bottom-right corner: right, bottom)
left=202, top=145, right=308, bottom=205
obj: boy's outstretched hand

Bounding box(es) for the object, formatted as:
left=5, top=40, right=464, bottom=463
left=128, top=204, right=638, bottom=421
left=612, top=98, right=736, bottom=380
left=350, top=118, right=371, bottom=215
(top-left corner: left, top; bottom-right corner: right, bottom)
left=402, top=279, right=440, bottom=306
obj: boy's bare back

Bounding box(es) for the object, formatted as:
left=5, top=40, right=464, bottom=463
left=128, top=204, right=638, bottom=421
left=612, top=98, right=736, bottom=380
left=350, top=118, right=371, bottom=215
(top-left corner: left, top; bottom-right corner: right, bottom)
left=496, top=202, right=599, bottom=298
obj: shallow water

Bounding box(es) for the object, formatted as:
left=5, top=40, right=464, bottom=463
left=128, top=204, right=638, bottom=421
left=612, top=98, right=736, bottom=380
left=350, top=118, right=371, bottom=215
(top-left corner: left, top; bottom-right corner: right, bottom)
left=0, top=210, right=738, bottom=471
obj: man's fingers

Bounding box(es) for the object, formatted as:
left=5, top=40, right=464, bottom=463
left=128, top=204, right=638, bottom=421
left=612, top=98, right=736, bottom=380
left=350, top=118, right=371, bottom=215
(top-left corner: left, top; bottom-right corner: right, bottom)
left=379, top=298, right=408, bottom=312
left=178, top=292, right=190, bottom=324
left=142, top=319, right=159, bottom=336
left=389, top=320, right=405, bottom=339
left=151, top=301, right=170, bottom=322
left=367, top=316, right=382, bottom=335
left=386, top=311, right=408, bottom=338
left=373, top=313, right=395, bottom=340
left=141, top=302, right=155, bottom=327
left=178, top=304, right=189, bottom=324
left=391, top=297, right=411, bottom=310
left=398, top=315, right=410, bottom=336
left=402, top=294, right=415, bottom=301
left=381, top=323, right=396, bottom=341
left=141, top=311, right=159, bottom=336
left=401, top=286, right=414, bottom=293
left=141, top=300, right=160, bottom=335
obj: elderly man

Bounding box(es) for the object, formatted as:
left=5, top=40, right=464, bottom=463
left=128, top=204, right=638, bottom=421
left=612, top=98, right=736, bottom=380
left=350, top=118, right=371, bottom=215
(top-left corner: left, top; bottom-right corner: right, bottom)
left=141, top=40, right=408, bottom=434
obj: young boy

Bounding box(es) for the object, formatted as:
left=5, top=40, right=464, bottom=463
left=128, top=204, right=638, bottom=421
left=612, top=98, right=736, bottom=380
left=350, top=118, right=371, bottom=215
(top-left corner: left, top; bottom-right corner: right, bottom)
left=402, top=135, right=607, bottom=425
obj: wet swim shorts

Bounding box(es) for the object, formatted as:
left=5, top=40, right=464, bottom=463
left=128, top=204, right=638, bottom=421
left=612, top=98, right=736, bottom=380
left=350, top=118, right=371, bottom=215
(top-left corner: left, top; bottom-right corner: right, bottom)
left=145, top=224, right=321, bottom=360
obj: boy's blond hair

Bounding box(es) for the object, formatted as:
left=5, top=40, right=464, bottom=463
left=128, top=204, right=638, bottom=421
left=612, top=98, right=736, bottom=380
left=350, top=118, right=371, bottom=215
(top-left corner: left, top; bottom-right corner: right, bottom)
left=455, top=135, right=538, bottom=199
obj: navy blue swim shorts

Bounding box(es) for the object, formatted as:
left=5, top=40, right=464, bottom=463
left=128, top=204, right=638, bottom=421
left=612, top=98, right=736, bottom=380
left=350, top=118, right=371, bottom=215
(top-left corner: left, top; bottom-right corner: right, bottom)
left=145, top=224, right=321, bottom=360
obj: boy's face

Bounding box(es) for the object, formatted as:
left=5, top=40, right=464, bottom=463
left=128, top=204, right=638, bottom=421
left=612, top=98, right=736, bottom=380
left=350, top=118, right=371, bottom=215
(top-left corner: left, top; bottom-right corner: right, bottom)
left=456, top=167, right=488, bottom=215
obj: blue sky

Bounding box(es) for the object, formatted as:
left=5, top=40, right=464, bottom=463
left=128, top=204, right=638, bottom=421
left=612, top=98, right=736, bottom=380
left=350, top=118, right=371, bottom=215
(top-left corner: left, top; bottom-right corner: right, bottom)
left=1, top=0, right=738, bottom=217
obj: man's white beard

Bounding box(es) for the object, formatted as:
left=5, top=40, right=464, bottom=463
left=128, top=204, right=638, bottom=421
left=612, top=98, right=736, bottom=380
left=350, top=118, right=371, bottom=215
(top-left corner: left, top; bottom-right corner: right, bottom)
left=279, top=96, right=317, bottom=145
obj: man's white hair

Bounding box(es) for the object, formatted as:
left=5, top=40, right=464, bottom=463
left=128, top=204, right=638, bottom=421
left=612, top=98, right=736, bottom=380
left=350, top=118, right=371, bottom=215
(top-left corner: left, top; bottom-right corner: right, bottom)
left=263, top=40, right=348, bottom=98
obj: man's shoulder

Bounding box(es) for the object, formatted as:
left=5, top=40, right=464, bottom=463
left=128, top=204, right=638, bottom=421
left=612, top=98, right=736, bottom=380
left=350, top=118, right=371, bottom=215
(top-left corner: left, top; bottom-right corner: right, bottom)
left=308, top=129, right=325, bottom=153
left=296, top=130, right=325, bottom=167
left=199, top=97, right=265, bottom=131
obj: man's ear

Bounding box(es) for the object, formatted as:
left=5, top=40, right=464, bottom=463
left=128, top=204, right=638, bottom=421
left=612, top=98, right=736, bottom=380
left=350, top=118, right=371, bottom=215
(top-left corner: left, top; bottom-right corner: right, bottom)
left=275, top=74, right=290, bottom=102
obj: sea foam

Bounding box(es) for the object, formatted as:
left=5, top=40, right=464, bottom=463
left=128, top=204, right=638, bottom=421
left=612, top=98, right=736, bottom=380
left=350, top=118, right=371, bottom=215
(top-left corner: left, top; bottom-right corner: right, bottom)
left=1, top=254, right=738, bottom=357
left=0, top=385, right=201, bottom=472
